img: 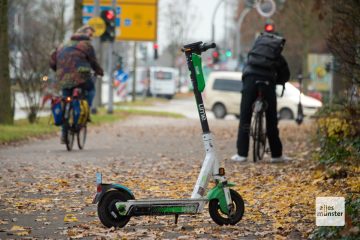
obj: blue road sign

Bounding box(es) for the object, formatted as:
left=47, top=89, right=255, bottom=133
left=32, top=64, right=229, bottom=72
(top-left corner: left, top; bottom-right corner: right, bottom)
left=124, top=18, right=131, bottom=26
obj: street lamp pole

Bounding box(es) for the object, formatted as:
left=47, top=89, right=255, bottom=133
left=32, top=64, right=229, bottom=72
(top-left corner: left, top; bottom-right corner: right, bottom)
left=235, top=7, right=251, bottom=62
left=211, top=0, right=224, bottom=42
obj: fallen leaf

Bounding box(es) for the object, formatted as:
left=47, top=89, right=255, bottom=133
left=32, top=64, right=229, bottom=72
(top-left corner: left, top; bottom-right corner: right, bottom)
left=10, top=225, right=26, bottom=231
left=15, top=231, right=30, bottom=236
left=64, top=214, right=78, bottom=223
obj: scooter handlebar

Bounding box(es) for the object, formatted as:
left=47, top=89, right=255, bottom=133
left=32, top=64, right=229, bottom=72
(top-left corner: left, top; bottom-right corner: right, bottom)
left=182, top=41, right=216, bottom=53
left=201, top=42, right=216, bottom=52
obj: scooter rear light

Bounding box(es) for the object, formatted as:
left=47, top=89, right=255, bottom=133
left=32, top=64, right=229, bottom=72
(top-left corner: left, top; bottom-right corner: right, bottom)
left=65, top=96, right=72, bottom=102
left=97, top=184, right=102, bottom=193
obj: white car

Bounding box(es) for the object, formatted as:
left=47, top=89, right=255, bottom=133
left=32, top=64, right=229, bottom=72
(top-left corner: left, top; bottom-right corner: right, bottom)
left=204, top=71, right=322, bottom=119
left=276, top=82, right=323, bottom=119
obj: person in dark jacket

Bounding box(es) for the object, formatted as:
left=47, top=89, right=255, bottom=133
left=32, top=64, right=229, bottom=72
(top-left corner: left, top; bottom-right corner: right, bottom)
left=231, top=33, right=290, bottom=163
left=50, top=25, right=104, bottom=143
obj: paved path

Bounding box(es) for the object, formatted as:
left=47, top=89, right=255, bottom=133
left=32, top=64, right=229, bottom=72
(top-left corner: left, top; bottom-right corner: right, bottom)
left=0, top=113, right=315, bottom=239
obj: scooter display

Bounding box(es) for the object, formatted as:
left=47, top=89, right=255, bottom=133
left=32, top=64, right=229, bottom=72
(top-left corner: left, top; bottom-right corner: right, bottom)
left=93, top=41, right=245, bottom=228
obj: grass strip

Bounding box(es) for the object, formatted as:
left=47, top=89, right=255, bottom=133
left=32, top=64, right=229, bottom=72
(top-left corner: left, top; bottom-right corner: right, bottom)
left=0, top=108, right=184, bottom=144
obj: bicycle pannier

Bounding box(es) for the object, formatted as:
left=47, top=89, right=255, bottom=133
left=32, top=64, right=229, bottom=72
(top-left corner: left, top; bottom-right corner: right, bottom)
left=51, top=97, right=63, bottom=126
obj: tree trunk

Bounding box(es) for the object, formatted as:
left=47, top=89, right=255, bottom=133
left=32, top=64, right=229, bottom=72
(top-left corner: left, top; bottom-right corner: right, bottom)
left=0, top=0, right=13, bottom=124
left=73, top=0, right=83, bottom=33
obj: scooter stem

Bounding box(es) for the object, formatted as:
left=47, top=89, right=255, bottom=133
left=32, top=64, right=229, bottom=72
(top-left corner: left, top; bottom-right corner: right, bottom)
left=191, top=132, right=219, bottom=198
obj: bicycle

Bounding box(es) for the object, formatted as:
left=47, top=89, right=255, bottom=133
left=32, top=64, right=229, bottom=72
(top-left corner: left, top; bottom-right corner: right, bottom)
left=250, top=80, right=269, bottom=162
left=62, top=88, right=89, bottom=151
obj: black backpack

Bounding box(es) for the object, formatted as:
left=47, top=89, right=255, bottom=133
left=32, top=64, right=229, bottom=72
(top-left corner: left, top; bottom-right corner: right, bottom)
left=247, top=33, right=287, bottom=94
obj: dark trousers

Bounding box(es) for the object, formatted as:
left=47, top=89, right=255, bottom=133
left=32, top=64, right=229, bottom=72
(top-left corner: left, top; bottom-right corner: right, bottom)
left=236, top=76, right=282, bottom=158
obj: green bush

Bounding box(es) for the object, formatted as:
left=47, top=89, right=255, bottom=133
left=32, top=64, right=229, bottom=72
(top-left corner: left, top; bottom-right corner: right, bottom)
left=315, top=103, right=360, bottom=166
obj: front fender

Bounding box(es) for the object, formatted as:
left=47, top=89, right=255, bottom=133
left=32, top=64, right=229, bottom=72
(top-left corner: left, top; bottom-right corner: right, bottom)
left=92, top=183, right=134, bottom=204
left=207, top=182, right=235, bottom=214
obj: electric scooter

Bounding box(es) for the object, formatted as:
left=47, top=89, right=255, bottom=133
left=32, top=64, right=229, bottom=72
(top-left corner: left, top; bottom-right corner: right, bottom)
left=93, top=41, right=245, bottom=228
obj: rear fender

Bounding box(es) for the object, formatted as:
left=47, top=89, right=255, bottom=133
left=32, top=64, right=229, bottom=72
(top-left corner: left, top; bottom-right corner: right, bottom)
left=92, top=183, right=134, bottom=204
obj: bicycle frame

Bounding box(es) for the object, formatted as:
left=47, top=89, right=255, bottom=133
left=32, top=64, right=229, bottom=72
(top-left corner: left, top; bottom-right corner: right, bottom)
left=62, top=88, right=88, bottom=151
left=251, top=82, right=268, bottom=162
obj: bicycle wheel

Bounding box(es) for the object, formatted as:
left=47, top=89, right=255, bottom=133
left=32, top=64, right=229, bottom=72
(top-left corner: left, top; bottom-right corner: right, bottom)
left=77, top=124, right=87, bottom=150
left=64, top=108, right=75, bottom=151
left=253, top=111, right=266, bottom=162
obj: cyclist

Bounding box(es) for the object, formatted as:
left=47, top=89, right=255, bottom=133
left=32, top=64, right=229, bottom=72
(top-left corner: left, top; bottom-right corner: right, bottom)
left=49, top=25, right=104, bottom=143
left=231, top=32, right=290, bottom=163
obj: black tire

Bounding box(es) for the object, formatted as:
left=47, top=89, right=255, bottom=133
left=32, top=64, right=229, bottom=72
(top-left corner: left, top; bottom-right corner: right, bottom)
left=77, top=124, right=87, bottom=150
left=98, top=190, right=134, bottom=228
left=65, top=128, right=74, bottom=151
left=279, top=108, right=294, bottom=120
left=209, top=189, right=245, bottom=226
left=252, top=112, right=266, bottom=162
left=213, top=103, right=227, bottom=119
left=64, top=106, right=75, bottom=151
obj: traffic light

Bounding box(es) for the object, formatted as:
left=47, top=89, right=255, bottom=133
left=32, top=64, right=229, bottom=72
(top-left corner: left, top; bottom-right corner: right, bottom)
left=264, top=23, right=275, bottom=33
left=212, top=49, right=220, bottom=64
left=225, top=49, right=232, bottom=58
left=153, top=43, right=158, bottom=60
left=100, top=9, right=116, bottom=42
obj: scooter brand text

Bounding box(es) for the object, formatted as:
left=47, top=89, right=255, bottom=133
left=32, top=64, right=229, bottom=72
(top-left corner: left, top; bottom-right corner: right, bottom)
left=198, top=104, right=207, bottom=121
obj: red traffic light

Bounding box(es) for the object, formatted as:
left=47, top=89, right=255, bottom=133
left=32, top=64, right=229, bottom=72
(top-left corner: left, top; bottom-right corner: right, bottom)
left=212, top=51, right=219, bottom=58
left=265, top=23, right=274, bottom=33
left=153, top=43, right=158, bottom=49
left=105, top=10, right=115, bottom=20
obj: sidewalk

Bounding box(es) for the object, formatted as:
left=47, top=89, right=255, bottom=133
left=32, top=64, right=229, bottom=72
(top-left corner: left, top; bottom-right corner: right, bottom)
left=0, top=115, right=347, bottom=239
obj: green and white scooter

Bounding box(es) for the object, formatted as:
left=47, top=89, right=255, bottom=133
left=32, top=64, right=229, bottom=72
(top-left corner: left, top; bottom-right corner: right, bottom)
left=93, top=41, right=245, bottom=228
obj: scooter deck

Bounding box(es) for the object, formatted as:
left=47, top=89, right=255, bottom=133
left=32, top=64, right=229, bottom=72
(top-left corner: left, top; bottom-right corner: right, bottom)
left=127, top=198, right=207, bottom=204
left=119, top=198, right=208, bottom=216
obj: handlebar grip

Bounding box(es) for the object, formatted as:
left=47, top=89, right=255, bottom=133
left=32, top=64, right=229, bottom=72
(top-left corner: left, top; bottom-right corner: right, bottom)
left=201, top=42, right=216, bottom=52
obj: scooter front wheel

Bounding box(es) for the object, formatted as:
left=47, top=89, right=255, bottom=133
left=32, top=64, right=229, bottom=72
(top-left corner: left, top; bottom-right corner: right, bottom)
left=97, top=190, right=134, bottom=228
left=209, top=189, right=244, bottom=226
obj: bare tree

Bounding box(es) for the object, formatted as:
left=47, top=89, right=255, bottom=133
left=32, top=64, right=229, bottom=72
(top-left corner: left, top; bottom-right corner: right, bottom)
left=8, top=0, right=71, bottom=123
left=0, top=0, right=13, bottom=124
left=73, top=0, right=83, bottom=33
left=237, top=0, right=331, bottom=85
left=161, top=0, right=198, bottom=67
left=275, top=1, right=330, bottom=89
left=327, top=0, right=360, bottom=95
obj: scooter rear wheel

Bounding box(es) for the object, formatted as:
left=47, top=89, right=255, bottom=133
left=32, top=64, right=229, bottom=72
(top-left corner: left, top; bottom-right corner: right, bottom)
left=209, top=189, right=244, bottom=225
left=98, top=190, right=134, bottom=228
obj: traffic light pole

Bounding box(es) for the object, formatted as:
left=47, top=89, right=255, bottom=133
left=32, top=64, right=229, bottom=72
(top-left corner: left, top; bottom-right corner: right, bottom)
left=92, top=0, right=101, bottom=114
left=107, top=0, right=116, bottom=114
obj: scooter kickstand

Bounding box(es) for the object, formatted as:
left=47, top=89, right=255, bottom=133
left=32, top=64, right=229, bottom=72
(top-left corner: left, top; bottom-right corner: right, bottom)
left=174, top=214, right=179, bottom=224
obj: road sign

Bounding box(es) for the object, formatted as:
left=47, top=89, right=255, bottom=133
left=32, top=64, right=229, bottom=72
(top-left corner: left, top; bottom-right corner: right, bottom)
left=87, top=17, right=106, bottom=37
left=82, top=0, right=158, bottom=41
left=255, top=0, right=276, bottom=18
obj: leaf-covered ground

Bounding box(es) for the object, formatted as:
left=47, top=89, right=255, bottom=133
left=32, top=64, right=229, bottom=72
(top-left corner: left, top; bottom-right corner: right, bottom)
left=0, top=116, right=357, bottom=239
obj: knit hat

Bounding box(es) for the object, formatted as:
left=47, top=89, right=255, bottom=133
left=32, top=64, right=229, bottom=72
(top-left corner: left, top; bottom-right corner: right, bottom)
left=76, top=25, right=95, bottom=34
